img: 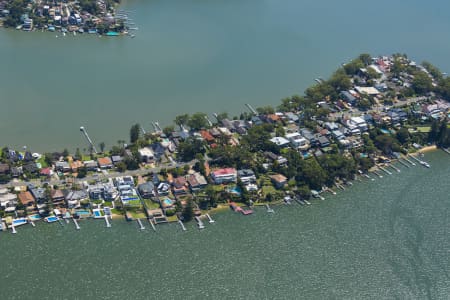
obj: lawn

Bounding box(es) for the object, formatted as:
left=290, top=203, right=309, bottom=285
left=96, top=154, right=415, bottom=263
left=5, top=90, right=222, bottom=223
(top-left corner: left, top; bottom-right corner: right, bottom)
left=125, top=199, right=142, bottom=208
left=143, top=199, right=160, bottom=209
left=127, top=210, right=146, bottom=219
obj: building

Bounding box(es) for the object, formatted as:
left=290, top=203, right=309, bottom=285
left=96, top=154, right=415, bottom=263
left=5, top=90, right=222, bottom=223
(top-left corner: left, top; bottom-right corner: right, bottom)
left=270, top=174, right=288, bottom=189
left=64, top=190, right=87, bottom=208
left=50, top=189, right=65, bottom=205
left=0, top=188, right=18, bottom=212
left=237, top=169, right=257, bottom=184
left=97, top=157, right=113, bottom=169
left=270, top=137, right=290, bottom=147
left=211, top=168, right=237, bottom=184
left=18, top=191, right=35, bottom=211
left=187, top=172, right=208, bottom=191
left=55, top=161, right=71, bottom=172
left=285, top=132, right=310, bottom=150
left=139, top=147, right=154, bottom=163
left=172, top=177, right=188, bottom=195
left=137, top=182, right=155, bottom=199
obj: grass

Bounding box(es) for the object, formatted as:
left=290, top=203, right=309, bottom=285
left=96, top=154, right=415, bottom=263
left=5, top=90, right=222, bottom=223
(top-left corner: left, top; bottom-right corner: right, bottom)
left=125, top=199, right=142, bottom=207
left=37, top=157, right=48, bottom=168
left=262, top=185, right=276, bottom=197
left=111, top=208, right=123, bottom=216
left=167, top=215, right=178, bottom=222
left=143, top=199, right=160, bottom=209
left=127, top=210, right=146, bottom=219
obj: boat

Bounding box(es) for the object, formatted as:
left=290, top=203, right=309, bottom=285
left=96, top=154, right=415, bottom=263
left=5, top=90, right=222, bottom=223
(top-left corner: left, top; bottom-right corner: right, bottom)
left=420, top=161, right=430, bottom=168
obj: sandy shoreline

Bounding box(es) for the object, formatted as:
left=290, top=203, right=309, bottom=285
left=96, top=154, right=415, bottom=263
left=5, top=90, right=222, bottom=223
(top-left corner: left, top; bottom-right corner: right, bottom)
left=417, top=145, right=437, bottom=153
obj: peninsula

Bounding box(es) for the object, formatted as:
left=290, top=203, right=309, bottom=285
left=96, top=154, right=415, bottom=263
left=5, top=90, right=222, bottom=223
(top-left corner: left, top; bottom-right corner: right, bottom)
left=0, top=53, right=449, bottom=232
left=0, top=0, right=132, bottom=35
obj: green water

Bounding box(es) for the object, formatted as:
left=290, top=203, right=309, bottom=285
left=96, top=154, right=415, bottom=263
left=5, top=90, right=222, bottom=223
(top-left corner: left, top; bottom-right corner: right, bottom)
left=1, top=151, right=449, bottom=299
left=1, top=0, right=450, bottom=152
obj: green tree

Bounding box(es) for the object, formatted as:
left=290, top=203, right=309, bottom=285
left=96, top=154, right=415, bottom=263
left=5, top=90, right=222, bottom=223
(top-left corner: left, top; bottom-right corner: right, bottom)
left=412, top=71, right=433, bottom=95
left=182, top=198, right=194, bottom=222
left=130, top=124, right=141, bottom=144
left=174, top=114, right=190, bottom=126
left=163, top=125, right=175, bottom=136
left=187, top=112, right=209, bottom=130
left=99, top=142, right=106, bottom=153
left=359, top=53, right=372, bottom=66
left=396, top=128, right=411, bottom=144
left=177, top=138, right=205, bottom=162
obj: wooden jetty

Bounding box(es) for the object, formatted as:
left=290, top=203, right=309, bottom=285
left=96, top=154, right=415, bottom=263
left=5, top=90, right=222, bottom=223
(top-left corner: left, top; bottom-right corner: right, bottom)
left=73, top=218, right=80, bottom=230
left=398, top=159, right=410, bottom=168
left=195, top=216, right=205, bottom=229
left=30, top=221, right=36, bottom=227
left=379, top=166, right=392, bottom=175
left=265, top=204, right=274, bottom=213
left=205, top=213, right=216, bottom=222
left=11, top=225, right=17, bottom=234
left=178, top=219, right=187, bottom=231
left=442, top=148, right=450, bottom=155
left=148, top=219, right=156, bottom=231
left=104, top=215, right=111, bottom=228
left=404, top=156, right=416, bottom=166
left=373, top=170, right=383, bottom=178
left=137, top=218, right=145, bottom=230
left=389, top=164, right=401, bottom=173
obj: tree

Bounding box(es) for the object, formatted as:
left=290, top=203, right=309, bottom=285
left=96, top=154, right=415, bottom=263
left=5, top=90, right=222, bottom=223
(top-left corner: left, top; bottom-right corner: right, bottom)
left=359, top=53, right=372, bottom=66
left=177, top=138, right=205, bottom=162
left=396, top=128, right=410, bottom=145
left=77, top=167, right=87, bottom=179
left=75, top=148, right=82, bottom=160
left=187, top=112, right=209, bottom=130
left=412, top=71, right=433, bottom=95
left=163, top=125, right=175, bottom=137
left=99, top=142, right=106, bottom=153
left=175, top=114, right=189, bottom=126
left=182, top=198, right=194, bottom=222
left=421, top=61, right=443, bottom=81
left=130, top=124, right=141, bottom=144
left=62, top=149, right=69, bottom=157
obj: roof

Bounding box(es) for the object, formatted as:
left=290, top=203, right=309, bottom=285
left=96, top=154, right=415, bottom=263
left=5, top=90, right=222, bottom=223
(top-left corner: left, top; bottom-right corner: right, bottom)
left=0, top=163, right=10, bottom=173
left=172, top=177, right=187, bottom=188
left=50, top=189, right=65, bottom=199
left=212, top=168, right=237, bottom=176
left=270, top=174, right=287, bottom=183
left=18, top=191, right=35, bottom=206
left=97, top=157, right=113, bottom=166
left=200, top=130, right=214, bottom=142
left=270, top=137, right=290, bottom=146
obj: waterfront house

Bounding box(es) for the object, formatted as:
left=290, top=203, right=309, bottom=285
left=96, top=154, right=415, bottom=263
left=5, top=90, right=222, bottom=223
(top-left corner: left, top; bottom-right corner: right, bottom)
left=137, top=182, right=155, bottom=199
left=237, top=169, right=257, bottom=184
left=83, top=160, right=98, bottom=171
left=0, top=188, right=17, bottom=212
left=63, top=190, right=87, bottom=208
left=11, top=167, right=22, bottom=177
left=97, top=157, right=113, bottom=169
left=187, top=172, right=208, bottom=191
left=50, top=189, right=65, bottom=206
left=29, top=186, right=47, bottom=204
left=23, top=162, right=39, bottom=174
left=70, top=160, right=83, bottom=172
left=270, top=174, right=288, bottom=189
left=39, top=167, right=53, bottom=178
left=172, top=177, right=188, bottom=195
left=138, top=147, right=154, bottom=163
left=211, top=168, right=237, bottom=184
left=157, top=182, right=170, bottom=196
left=111, top=155, right=123, bottom=165
left=18, top=191, right=35, bottom=211
left=270, top=137, right=290, bottom=148
left=0, top=163, right=10, bottom=175
left=55, top=161, right=71, bottom=173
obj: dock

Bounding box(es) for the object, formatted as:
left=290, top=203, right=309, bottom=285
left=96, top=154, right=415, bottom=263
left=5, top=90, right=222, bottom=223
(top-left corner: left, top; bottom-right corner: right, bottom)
left=404, top=156, right=416, bottom=166
left=137, top=218, right=145, bottom=230
left=57, top=218, right=64, bottom=226
left=398, top=159, right=410, bottom=168
left=30, top=221, right=36, bottom=227
left=304, top=199, right=311, bottom=205
left=148, top=219, right=156, bottom=231
left=265, top=204, right=274, bottom=213
left=195, top=216, right=205, bottom=229
left=410, top=154, right=430, bottom=168
left=295, top=198, right=305, bottom=205
left=389, top=164, right=401, bottom=173
left=73, top=218, right=80, bottom=230
left=205, top=213, right=216, bottom=222
left=379, top=166, right=392, bottom=175
left=104, top=215, right=111, bottom=228
left=11, top=225, right=16, bottom=234
left=335, top=183, right=345, bottom=191
left=373, top=170, right=383, bottom=178
left=178, top=219, right=187, bottom=231
left=442, top=148, right=450, bottom=155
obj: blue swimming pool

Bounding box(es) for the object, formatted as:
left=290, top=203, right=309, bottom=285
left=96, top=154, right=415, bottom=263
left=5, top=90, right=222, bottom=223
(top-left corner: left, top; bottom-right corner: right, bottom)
left=93, top=210, right=102, bottom=217
left=163, top=198, right=173, bottom=206
left=76, top=210, right=91, bottom=216
left=46, top=216, right=58, bottom=223
left=229, top=186, right=242, bottom=195
left=13, top=219, right=27, bottom=225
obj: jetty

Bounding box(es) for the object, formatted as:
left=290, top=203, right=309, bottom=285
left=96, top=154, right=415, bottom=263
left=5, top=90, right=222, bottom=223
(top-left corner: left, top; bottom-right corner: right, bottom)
left=373, top=170, right=383, bottom=178
left=137, top=218, right=145, bottom=230
left=335, top=183, right=346, bottom=191
left=304, top=199, right=312, bottom=205
left=148, top=219, right=156, bottom=231
left=442, top=148, right=450, bottom=155
left=73, top=218, right=80, bottom=230
left=379, top=166, right=392, bottom=175
left=404, top=156, right=416, bottom=166
left=11, top=225, right=16, bottom=234
left=30, top=221, right=35, bottom=227
left=410, top=155, right=430, bottom=168
left=178, top=219, right=187, bottom=231
left=195, top=216, right=205, bottom=229
left=265, top=204, right=274, bottom=213
left=104, top=215, right=111, bottom=228
left=205, top=213, right=216, bottom=223
left=389, top=164, right=401, bottom=173
left=398, top=159, right=410, bottom=168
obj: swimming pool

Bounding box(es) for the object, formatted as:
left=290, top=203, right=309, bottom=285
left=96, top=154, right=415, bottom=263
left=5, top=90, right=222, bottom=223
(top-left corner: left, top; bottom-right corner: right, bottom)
left=45, top=216, right=58, bottom=223
left=229, top=186, right=242, bottom=195
left=92, top=210, right=103, bottom=218
left=13, top=219, right=27, bottom=226
left=163, top=198, right=174, bottom=206
left=28, top=214, right=41, bottom=221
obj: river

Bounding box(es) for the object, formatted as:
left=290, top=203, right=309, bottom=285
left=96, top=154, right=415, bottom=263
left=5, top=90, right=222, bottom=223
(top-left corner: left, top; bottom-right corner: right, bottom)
left=0, top=150, right=449, bottom=299
left=1, top=0, right=450, bottom=152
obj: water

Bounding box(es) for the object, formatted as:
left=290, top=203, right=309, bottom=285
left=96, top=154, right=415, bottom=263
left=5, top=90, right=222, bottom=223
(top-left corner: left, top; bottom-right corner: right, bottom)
left=0, top=151, right=449, bottom=299
left=1, top=0, right=450, bottom=152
